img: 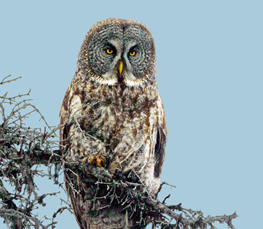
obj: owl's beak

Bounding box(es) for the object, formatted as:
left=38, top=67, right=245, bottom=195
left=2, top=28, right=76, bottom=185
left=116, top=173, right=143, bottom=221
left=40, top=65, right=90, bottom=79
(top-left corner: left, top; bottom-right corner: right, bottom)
left=118, top=60, right=124, bottom=75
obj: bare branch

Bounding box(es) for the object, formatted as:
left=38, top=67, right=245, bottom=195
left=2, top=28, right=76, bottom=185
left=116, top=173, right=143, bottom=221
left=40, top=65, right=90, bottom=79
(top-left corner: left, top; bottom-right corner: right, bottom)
left=0, top=75, right=31, bottom=104
left=0, top=75, right=22, bottom=85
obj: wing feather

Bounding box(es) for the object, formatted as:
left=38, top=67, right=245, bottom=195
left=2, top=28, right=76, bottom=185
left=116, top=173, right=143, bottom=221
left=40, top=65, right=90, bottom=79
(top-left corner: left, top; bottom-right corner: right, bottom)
left=154, top=94, right=167, bottom=178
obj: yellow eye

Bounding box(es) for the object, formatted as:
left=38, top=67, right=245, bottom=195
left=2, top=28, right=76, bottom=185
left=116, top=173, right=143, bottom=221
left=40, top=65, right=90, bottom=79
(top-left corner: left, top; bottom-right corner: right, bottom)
left=129, top=50, right=136, bottom=56
left=106, top=48, right=114, bottom=54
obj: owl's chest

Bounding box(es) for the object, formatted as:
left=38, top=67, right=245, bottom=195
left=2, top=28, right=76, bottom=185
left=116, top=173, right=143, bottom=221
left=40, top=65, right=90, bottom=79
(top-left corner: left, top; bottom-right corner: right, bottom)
left=80, top=100, right=151, bottom=147
left=73, top=82, right=158, bottom=146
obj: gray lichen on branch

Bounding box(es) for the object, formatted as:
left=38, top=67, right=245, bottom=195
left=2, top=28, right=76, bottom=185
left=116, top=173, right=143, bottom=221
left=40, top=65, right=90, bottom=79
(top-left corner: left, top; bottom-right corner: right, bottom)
left=0, top=76, right=238, bottom=228
left=0, top=75, right=31, bottom=104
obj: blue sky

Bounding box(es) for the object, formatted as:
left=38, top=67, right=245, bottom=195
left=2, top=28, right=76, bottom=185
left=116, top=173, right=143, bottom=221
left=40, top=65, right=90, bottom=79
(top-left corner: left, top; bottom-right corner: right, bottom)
left=1, top=1, right=263, bottom=228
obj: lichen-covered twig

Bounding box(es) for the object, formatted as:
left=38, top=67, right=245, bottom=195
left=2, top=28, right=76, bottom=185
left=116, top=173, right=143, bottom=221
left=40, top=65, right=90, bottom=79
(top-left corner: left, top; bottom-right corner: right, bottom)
left=0, top=75, right=31, bottom=104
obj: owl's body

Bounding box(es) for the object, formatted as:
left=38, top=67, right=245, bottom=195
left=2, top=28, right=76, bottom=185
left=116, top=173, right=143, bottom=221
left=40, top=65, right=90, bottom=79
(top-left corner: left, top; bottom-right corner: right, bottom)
left=60, top=18, right=167, bottom=229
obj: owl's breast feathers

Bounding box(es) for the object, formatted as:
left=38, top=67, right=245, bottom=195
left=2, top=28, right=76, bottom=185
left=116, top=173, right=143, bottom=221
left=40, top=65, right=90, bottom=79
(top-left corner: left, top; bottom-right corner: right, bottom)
left=60, top=76, right=166, bottom=194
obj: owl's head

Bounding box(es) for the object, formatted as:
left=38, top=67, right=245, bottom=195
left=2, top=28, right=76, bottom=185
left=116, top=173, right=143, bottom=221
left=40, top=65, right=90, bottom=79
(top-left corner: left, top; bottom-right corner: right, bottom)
left=78, top=18, right=156, bottom=86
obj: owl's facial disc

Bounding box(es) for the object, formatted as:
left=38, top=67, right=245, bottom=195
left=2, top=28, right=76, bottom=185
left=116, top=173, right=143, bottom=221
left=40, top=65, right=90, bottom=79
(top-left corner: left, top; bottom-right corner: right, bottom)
left=87, top=22, right=155, bottom=86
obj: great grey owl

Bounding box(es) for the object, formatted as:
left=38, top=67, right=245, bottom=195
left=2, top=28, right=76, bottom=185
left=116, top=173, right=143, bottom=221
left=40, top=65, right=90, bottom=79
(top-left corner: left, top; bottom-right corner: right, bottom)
left=60, top=18, right=167, bottom=229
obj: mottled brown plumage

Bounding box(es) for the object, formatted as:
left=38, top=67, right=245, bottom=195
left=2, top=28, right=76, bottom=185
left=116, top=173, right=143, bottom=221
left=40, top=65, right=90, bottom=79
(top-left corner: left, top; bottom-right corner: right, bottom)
left=60, top=18, right=167, bottom=229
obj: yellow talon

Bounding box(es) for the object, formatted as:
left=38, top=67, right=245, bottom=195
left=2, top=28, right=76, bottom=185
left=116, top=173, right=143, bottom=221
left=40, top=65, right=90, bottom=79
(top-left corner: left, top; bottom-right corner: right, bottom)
left=82, top=155, right=95, bottom=164
left=83, top=155, right=106, bottom=167
left=96, top=155, right=106, bottom=167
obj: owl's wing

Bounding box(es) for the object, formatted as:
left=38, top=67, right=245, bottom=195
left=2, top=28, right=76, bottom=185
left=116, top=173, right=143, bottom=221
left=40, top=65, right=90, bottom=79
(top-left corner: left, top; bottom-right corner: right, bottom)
left=154, top=124, right=166, bottom=177
left=59, top=87, right=87, bottom=229
left=64, top=170, right=86, bottom=229
left=59, top=87, right=71, bottom=146
left=154, top=94, right=167, bottom=178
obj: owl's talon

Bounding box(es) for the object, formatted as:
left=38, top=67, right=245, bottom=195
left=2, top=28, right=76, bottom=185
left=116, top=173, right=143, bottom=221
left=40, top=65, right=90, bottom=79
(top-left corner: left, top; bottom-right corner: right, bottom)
left=96, top=155, right=106, bottom=167
left=82, top=155, right=106, bottom=167
left=82, top=155, right=95, bottom=165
